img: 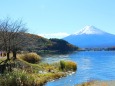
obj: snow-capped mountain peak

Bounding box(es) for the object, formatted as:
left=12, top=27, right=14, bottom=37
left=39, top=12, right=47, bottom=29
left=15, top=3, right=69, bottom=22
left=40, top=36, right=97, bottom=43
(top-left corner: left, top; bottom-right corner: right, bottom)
left=74, top=26, right=105, bottom=35
left=63, top=26, right=115, bottom=48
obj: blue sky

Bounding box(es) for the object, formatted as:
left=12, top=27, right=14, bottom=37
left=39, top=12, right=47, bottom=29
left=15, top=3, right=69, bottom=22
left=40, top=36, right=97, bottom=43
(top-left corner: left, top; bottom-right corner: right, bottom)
left=0, top=0, right=115, bottom=38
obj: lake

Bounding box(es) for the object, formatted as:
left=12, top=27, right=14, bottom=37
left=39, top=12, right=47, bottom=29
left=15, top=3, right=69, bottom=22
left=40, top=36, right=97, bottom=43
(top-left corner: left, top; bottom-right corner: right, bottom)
left=44, top=51, right=115, bottom=86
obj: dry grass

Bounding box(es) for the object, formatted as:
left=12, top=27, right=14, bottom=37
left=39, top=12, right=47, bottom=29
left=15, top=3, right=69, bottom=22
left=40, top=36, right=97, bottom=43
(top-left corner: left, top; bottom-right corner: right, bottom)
left=19, top=52, right=41, bottom=63
left=0, top=57, right=77, bottom=86
left=0, top=52, right=77, bottom=86
left=76, top=81, right=108, bottom=86
left=0, top=59, right=65, bottom=86
left=60, top=60, right=77, bottom=71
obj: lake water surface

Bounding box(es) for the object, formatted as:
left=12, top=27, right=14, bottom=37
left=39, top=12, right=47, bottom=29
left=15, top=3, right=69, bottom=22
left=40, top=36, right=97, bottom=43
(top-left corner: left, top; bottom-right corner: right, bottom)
left=44, top=51, right=115, bottom=86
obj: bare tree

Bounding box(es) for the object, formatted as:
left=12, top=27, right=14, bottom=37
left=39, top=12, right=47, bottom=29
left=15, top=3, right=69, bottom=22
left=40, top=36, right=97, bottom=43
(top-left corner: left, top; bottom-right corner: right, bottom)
left=0, top=18, right=27, bottom=60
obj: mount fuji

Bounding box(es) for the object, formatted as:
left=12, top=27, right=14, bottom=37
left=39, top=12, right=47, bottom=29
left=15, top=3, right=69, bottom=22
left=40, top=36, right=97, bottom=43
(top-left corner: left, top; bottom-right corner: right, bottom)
left=63, top=26, right=115, bottom=48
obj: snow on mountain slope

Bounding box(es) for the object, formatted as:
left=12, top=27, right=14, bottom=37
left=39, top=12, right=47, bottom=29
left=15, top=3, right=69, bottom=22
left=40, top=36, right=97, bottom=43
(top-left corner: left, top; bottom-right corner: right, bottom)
left=63, top=26, right=115, bottom=48
left=74, top=26, right=108, bottom=35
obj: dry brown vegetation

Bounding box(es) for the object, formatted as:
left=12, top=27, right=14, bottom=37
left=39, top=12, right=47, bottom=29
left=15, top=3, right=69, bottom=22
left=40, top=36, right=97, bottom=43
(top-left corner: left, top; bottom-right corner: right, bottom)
left=0, top=53, right=77, bottom=86
left=76, top=81, right=109, bottom=86
left=19, top=52, right=41, bottom=63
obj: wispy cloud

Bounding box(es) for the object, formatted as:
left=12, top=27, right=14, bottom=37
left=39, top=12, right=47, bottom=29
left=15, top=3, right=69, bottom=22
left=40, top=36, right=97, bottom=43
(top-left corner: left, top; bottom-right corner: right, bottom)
left=38, top=32, right=70, bottom=39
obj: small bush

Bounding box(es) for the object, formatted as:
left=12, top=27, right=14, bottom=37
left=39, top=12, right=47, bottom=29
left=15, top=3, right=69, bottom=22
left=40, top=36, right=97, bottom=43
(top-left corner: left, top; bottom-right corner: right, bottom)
left=20, top=53, right=41, bottom=63
left=60, top=60, right=65, bottom=70
left=60, top=60, right=77, bottom=71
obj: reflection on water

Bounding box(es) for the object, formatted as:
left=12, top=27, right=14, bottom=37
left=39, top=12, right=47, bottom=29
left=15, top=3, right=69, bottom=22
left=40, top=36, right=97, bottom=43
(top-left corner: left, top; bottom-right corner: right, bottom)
left=44, top=51, right=115, bottom=86
left=80, top=58, right=92, bottom=70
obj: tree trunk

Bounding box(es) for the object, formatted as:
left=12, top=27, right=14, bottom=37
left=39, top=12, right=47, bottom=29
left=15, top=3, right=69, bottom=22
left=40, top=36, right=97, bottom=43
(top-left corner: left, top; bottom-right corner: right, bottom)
left=13, top=50, right=17, bottom=59
left=7, top=52, right=10, bottom=60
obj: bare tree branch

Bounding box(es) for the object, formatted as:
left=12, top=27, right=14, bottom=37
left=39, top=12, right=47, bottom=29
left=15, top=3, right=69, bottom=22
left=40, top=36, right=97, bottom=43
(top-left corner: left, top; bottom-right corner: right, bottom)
left=0, top=17, right=28, bottom=60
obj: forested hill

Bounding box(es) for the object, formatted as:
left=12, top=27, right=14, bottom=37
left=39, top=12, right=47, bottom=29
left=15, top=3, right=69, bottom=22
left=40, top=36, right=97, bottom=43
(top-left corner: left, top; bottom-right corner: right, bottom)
left=22, top=33, right=79, bottom=54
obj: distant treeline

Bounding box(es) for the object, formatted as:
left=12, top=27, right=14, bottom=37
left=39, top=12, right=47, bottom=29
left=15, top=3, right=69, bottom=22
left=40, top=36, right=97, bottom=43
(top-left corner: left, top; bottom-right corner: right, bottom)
left=106, top=46, right=115, bottom=51
left=21, top=33, right=79, bottom=54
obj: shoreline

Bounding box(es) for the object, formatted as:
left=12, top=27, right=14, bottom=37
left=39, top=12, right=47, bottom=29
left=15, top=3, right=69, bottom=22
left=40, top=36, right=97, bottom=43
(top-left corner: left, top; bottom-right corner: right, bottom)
left=76, top=80, right=115, bottom=86
left=0, top=55, right=77, bottom=86
left=44, top=71, right=76, bottom=86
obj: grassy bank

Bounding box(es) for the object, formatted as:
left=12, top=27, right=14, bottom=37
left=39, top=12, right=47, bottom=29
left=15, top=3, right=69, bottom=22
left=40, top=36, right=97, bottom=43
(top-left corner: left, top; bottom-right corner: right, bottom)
left=0, top=53, right=77, bottom=86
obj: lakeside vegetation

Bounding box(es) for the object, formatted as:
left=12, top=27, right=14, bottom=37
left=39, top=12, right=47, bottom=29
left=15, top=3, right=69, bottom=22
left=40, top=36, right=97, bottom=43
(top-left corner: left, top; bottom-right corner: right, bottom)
left=20, top=53, right=41, bottom=63
left=76, top=80, right=109, bottom=86
left=0, top=53, right=77, bottom=86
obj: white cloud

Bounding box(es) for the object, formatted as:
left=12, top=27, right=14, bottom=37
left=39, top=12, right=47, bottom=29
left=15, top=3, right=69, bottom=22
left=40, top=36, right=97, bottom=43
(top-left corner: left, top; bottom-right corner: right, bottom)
left=38, top=32, right=70, bottom=39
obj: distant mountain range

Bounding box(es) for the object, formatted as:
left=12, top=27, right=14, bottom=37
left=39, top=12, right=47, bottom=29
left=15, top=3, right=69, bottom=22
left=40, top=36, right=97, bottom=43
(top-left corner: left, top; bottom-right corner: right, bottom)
left=63, top=26, right=115, bottom=48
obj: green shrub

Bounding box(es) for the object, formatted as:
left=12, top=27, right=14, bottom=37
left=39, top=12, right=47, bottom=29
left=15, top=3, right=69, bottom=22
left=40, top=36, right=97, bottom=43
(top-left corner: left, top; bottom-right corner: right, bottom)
left=20, top=52, right=41, bottom=63
left=60, top=60, right=77, bottom=71
left=60, top=60, right=65, bottom=70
